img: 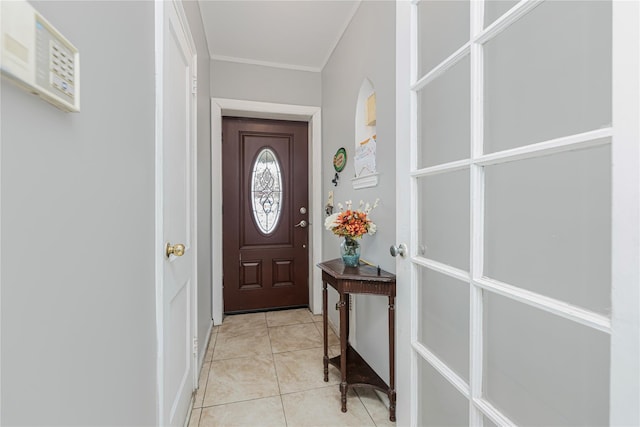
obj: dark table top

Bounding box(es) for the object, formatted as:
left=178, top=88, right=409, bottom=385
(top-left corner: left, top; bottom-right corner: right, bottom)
left=317, top=258, right=396, bottom=283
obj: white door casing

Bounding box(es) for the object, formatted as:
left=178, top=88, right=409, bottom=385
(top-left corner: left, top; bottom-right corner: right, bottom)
left=396, top=1, right=639, bottom=426
left=155, top=1, right=198, bottom=426
left=210, top=98, right=322, bottom=325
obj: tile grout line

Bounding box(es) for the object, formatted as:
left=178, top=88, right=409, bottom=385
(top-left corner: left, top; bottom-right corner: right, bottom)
left=197, top=325, right=219, bottom=412
left=272, top=344, right=325, bottom=355
left=210, top=349, right=272, bottom=363
left=193, top=327, right=217, bottom=425
left=355, top=388, right=381, bottom=427
left=313, top=319, right=339, bottom=348
left=198, top=393, right=284, bottom=410
left=269, top=321, right=324, bottom=354
left=278, top=382, right=339, bottom=397
left=266, top=314, right=288, bottom=427
left=268, top=321, right=285, bottom=398
left=280, top=394, right=289, bottom=427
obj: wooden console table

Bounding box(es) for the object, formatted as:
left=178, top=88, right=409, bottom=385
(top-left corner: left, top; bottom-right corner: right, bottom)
left=318, top=259, right=396, bottom=422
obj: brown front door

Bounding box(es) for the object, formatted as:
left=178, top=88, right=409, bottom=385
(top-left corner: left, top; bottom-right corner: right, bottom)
left=222, top=117, right=309, bottom=313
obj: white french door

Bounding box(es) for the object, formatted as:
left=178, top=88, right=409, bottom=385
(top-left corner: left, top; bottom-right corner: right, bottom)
left=395, top=1, right=640, bottom=425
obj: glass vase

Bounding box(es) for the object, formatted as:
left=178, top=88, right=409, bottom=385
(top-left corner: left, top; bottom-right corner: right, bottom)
left=340, top=237, right=361, bottom=267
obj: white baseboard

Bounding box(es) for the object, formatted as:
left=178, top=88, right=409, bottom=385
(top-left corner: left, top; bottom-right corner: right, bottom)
left=197, top=319, right=214, bottom=370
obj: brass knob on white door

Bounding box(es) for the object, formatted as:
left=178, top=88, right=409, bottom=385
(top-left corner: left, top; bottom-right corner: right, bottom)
left=166, top=242, right=185, bottom=258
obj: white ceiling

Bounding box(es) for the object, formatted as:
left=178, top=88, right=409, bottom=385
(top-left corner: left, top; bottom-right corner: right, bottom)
left=198, top=0, right=362, bottom=72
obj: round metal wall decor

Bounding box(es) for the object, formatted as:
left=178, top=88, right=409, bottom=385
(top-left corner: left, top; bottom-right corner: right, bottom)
left=333, top=147, right=347, bottom=172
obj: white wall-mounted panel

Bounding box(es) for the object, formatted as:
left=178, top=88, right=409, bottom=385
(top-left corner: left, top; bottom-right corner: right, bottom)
left=0, top=0, right=80, bottom=112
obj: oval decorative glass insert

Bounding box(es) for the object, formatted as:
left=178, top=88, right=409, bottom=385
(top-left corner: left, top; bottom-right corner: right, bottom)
left=251, top=148, right=283, bottom=234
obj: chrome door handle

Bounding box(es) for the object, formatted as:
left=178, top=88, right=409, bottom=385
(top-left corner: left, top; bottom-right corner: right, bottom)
left=390, top=243, right=407, bottom=258
left=294, top=220, right=308, bottom=228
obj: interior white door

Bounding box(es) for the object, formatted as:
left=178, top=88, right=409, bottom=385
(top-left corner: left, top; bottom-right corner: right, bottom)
left=158, top=1, right=197, bottom=425
left=396, top=1, right=639, bottom=426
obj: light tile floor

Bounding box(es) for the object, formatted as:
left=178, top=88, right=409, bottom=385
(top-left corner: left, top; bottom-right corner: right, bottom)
left=189, top=308, right=396, bottom=427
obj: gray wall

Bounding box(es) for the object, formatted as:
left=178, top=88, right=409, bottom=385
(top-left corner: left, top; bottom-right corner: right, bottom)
left=1, top=1, right=157, bottom=425
left=183, top=0, right=213, bottom=367
left=211, top=60, right=321, bottom=106
left=321, top=0, right=396, bottom=383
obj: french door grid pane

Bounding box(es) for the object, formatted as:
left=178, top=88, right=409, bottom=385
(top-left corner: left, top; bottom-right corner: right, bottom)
left=411, top=1, right=612, bottom=426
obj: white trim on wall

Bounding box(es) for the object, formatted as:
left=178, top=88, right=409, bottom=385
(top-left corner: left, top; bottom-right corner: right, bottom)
left=210, top=100, right=223, bottom=326
left=153, top=2, right=165, bottom=421
left=210, top=98, right=323, bottom=324
left=211, top=55, right=322, bottom=73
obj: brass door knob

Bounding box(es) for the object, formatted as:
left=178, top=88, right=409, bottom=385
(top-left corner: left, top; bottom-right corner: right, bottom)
left=166, top=242, right=185, bottom=258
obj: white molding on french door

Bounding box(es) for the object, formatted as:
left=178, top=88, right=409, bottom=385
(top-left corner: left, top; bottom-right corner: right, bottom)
left=474, top=0, right=544, bottom=46
left=474, top=276, right=611, bottom=333
left=473, top=398, right=516, bottom=427
left=411, top=341, right=470, bottom=399
left=469, top=1, right=485, bottom=423
left=408, top=2, right=423, bottom=425
left=475, top=128, right=612, bottom=167
left=411, top=0, right=544, bottom=95
left=411, top=128, right=612, bottom=180
left=412, top=258, right=612, bottom=335
left=210, top=98, right=323, bottom=324
left=412, top=43, right=471, bottom=93
left=412, top=159, right=471, bottom=178
left=610, top=0, right=640, bottom=424
left=412, top=256, right=469, bottom=284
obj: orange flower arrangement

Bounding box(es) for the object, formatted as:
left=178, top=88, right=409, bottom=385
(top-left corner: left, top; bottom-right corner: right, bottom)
left=324, top=199, right=378, bottom=239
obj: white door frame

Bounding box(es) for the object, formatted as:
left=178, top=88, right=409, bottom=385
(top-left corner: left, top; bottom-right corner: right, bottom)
left=210, top=98, right=322, bottom=325
left=154, top=1, right=198, bottom=424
